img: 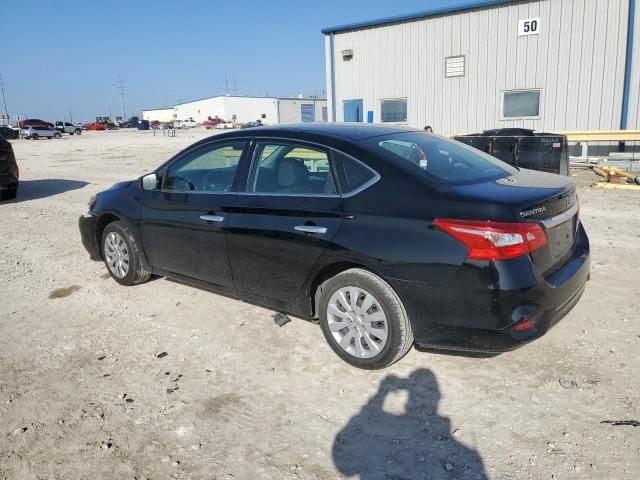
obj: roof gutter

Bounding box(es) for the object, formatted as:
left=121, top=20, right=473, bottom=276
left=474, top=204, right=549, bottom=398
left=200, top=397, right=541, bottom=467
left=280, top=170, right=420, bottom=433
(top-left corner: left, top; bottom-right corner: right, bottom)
left=321, top=0, right=513, bottom=34
left=621, top=0, right=636, bottom=130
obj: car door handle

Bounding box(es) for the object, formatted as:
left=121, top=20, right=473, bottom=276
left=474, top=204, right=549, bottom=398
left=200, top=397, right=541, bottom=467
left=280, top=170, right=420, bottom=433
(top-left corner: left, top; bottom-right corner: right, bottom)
left=200, top=214, right=225, bottom=223
left=294, top=225, right=327, bottom=235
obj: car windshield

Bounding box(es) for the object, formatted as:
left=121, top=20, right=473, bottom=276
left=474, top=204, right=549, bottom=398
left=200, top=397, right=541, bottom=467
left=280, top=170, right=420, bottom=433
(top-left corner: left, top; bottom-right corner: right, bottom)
left=364, top=132, right=516, bottom=185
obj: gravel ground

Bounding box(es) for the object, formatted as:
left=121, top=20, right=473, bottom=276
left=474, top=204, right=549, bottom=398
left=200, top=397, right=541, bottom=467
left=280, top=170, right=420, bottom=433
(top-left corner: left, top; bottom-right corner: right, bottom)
left=0, top=128, right=638, bottom=480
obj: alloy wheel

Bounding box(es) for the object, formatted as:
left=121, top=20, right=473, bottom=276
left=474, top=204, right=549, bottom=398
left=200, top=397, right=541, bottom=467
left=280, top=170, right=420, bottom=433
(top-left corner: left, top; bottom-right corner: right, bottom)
left=326, top=286, right=388, bottom=359
left=104, top=232, right=130, bottom=278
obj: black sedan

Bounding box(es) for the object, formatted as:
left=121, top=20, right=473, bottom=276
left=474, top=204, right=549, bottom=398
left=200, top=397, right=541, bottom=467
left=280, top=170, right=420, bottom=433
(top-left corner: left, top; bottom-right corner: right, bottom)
left=0, top=125, right=19, bottom=140
left=79, top=124, right=590, bottom=369
left=0, top=138, right=18, bottom=200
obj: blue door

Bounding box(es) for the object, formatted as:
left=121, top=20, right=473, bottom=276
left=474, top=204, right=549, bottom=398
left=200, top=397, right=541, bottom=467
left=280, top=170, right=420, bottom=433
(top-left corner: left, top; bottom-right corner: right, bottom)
left=301, top=104, right=315, bottom=122
left=343, top=99, right=363, bottom=122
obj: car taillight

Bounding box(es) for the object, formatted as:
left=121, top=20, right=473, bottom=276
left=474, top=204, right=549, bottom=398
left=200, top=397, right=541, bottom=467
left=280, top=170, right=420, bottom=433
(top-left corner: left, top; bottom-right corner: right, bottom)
left=434, top=218, right=547, bottom=261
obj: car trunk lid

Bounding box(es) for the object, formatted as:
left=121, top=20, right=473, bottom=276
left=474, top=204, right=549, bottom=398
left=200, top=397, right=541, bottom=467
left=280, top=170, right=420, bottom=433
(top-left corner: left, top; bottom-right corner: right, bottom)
left=448, top=168, right=578, bottom=275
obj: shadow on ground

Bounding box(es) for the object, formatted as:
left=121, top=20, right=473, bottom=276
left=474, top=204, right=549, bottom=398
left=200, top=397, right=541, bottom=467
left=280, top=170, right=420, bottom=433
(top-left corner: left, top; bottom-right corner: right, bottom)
left=333, top=368, right=487, bottom=480
left=8, top=179, right=88, bottom=202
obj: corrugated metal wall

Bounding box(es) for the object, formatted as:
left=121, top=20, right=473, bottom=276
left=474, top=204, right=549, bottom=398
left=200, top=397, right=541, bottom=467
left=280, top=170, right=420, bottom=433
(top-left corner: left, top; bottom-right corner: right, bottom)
left=278, top=99, right=328, bottom=123
left=628, top=0, right=640, bottom=129
left=327, top=0, right=631, bottom=135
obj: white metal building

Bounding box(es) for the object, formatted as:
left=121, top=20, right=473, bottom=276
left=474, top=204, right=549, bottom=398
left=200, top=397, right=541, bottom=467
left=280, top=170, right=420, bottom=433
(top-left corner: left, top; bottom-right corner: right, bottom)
left=173, top=96, right=278, bottom=124
left=323, top=0, right=640, bottom=135
left=277, top=98, right=328, bottom=123
left=149, top=95, right=328, bottom=125
left=141, top=108, right=174, bottom=122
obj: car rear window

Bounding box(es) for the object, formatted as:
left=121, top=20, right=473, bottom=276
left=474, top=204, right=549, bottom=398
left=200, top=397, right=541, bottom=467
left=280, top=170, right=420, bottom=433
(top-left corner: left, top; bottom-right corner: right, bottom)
left=365, top=132, right=516, bottom=185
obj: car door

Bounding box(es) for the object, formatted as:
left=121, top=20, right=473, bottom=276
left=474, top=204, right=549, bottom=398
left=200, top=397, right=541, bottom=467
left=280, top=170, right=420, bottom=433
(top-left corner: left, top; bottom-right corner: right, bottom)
left=140, top=139, right=247, bottom=290
left=226, top=140, right=343, bottom=304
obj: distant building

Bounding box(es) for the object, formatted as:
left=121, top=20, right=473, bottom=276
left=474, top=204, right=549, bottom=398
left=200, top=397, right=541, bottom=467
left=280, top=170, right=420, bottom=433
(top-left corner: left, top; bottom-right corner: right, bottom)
left=141, top=108, right=174, bottom=123
left=322, top=0, right=640, bottom=134
left=143, top=96, right=327, bottom=125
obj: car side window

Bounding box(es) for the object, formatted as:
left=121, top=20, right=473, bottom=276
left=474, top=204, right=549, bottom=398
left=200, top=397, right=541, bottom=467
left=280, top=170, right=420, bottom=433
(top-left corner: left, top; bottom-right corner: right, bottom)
left=332, top=151, right=379, bottom=195
left=247, top=142, right=336, bottom=195
left=163, top=141, right=245, bottom=193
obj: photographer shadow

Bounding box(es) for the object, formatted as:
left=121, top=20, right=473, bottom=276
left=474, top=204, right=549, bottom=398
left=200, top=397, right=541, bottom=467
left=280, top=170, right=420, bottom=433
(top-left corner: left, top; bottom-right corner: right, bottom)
left=333, top=368, right=487, bottom=480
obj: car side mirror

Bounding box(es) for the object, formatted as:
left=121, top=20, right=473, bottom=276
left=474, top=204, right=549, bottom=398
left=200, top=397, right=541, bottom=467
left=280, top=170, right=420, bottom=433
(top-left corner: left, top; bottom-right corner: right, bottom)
left=142, top=173, right=159, bottom=191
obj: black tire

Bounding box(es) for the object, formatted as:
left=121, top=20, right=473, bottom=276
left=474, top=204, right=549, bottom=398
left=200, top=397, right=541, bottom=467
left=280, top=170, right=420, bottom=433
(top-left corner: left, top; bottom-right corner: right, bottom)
left=53, top=132, right=61, bottom=139
left=32, top=133, right=39, bottom=140
left=75, top=129, right=82, bottom=135
left=101, top=221, right=151, bottom=286
left=0, top=187, right=17, bottom=201
left=318, top=268, right=414, bottom=369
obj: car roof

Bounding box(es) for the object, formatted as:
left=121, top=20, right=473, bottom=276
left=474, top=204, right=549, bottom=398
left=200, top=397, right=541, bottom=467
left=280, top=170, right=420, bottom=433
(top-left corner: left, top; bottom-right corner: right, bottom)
left=220, top=123, right=419, bottom=142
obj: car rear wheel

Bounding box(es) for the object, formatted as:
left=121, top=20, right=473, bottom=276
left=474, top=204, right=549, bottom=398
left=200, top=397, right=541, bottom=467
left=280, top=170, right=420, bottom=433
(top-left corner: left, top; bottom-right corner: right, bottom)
left=318, top=268, right=414, bottom=369
left=32, top=134, right=38, bottom=140
left=75, top=129, right=82, bottom=135
left=101, top=221, right=151, bottom=286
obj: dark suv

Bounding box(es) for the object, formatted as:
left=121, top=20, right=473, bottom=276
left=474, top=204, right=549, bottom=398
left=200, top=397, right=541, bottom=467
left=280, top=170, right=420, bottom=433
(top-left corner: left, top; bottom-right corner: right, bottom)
left=79, top=124, right=590, bottom=369
left=0, top=139, right=18, bottom=200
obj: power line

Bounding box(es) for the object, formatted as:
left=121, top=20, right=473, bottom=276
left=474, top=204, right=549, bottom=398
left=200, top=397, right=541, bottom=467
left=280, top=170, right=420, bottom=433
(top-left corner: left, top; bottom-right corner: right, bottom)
left=117, top=76, right=126, bottom=121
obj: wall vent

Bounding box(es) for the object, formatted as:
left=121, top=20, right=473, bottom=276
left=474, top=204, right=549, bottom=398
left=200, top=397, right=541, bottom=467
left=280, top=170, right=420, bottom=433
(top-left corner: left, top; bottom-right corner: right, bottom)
left=445, top=55, right=465, bottom=78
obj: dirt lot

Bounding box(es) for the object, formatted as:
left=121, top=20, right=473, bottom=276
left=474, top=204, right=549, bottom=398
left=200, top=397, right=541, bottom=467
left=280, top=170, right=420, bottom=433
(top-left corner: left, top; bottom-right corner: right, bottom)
left=0, top=128, right=638, bottom=480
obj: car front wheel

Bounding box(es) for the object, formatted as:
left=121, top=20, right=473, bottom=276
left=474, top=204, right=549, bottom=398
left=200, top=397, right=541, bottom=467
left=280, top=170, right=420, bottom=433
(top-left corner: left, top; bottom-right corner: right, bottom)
left=32, top=134, right=39, bottom=140
left=101, top=221, right=151, bottom=286
left=53, top=132, right=61, bottom=139
left=318, top=268, right=414, bottom=369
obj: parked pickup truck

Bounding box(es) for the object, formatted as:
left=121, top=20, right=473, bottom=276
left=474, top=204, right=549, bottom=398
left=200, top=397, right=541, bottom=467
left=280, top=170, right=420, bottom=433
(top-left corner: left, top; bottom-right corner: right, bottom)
left=55, top=121, right=82, bottom=135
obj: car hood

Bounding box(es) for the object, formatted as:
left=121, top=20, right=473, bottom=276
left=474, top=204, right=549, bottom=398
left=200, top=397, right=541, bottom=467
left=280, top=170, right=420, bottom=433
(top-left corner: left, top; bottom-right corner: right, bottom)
left=104, top=180, right=134, bottom=192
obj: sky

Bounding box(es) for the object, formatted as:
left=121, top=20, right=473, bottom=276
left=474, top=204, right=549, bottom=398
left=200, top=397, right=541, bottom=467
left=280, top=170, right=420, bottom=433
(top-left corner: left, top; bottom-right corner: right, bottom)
left=2, top=0, right=463, bottom=123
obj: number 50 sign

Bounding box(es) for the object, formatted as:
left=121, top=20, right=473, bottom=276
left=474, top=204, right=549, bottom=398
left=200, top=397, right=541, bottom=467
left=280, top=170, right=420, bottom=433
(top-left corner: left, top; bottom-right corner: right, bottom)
left=518, top=17, right=540, bottom=36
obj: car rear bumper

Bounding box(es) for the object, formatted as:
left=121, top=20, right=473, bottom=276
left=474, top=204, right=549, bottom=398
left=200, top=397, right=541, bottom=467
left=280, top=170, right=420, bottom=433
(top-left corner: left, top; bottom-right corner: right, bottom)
left=0, top=174, right=18, bottom=190
left=79, top=214, right=102, bottom=261
left=393, top=222, right=591, bottom=353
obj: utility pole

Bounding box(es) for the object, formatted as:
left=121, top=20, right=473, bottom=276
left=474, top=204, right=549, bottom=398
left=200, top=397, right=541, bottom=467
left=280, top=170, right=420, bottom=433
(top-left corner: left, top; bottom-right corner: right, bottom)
left=117, top=76, right=126, bottom=121
left=0, top=74, right=9, bottom=123
left=225, top=73, right=229, bottom=95
left=69, top=107, right=73, bottom=124
left=232, top=74, right=238, bottom=95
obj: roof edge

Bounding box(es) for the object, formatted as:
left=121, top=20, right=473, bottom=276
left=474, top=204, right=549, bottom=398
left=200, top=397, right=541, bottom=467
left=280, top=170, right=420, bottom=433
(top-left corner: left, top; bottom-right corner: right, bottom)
left=321, top=0, right=514, bottom=34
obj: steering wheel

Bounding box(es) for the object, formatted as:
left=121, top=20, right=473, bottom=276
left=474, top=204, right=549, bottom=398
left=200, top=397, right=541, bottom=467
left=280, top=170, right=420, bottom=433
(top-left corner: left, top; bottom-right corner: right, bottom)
left=203, top=170, right=230, bottom=192
left=171, top=175, right=197, bottom=191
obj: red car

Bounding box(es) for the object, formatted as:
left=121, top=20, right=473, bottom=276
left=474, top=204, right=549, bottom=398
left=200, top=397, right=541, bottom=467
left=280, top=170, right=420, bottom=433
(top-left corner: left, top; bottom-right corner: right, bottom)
left=17, top=119, right=54, bottom=128
left=83, top=122, right=107, bottom=131
left=202, top=118, right=224, bottom=129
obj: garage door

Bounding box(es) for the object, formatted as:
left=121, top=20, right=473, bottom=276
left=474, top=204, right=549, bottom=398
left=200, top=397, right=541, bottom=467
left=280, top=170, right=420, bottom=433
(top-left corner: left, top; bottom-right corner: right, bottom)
left=301, top=104, right=315, bottom=122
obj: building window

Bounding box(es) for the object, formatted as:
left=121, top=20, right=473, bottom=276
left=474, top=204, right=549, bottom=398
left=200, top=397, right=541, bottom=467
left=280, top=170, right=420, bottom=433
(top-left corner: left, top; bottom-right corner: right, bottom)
left=261, top=113, right=267, bottom=119
left=445, top=56, right=465, bottom=78
left=380, top=98, right=407, bottom=123
left=502, top=89, right=541, bottom=119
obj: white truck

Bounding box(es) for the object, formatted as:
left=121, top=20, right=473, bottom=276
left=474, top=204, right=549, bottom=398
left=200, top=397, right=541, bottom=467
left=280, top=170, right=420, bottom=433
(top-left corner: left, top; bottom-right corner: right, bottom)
left=55, top=121, right=82, bottom=135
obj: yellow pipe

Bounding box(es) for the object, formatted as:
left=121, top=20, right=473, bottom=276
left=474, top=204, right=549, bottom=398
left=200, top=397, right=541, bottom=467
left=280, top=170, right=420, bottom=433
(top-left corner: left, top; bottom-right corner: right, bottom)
left=558, top=130, right=640, bottom=142
left=592, top=182, right=640, bottom=190
left=600, top=166, right=640, bottom=184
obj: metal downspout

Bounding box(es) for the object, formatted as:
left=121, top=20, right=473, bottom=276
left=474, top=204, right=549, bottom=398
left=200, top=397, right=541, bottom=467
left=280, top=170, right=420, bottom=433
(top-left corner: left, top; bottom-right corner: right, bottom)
left=621, top=0, right=636, bottom=129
